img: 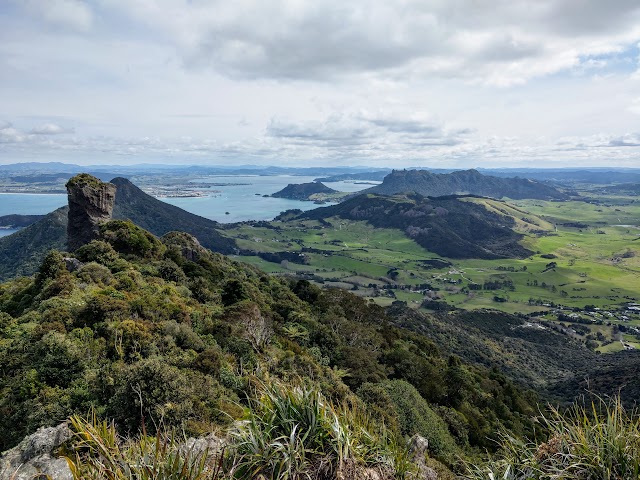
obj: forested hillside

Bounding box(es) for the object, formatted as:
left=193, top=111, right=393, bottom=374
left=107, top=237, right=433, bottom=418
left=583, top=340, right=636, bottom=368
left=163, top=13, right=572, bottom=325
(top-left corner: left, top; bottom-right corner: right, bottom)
left=0, top=217, right=539, bottom=476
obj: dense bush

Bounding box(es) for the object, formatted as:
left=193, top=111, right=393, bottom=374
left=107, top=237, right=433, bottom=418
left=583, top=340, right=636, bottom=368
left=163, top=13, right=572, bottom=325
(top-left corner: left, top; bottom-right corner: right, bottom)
left=0, top=225, right=539, bottom=477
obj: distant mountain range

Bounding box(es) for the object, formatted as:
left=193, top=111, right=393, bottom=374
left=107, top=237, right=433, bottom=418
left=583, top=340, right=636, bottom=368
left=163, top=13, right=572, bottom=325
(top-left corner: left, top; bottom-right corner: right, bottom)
left=361, top=169, right=570, bottom=200
left=0, top=162, right=388, bottom=177
left=313, top=171, right=390, bottom=182
left=0, top=177, right=235, bottom=280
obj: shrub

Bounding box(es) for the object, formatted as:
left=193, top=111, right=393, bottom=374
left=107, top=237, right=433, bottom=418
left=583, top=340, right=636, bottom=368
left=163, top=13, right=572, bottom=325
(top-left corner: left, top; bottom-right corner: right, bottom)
left=382, top=380, right=459, bottom=463
left=99, top=220, right=166, bottom=259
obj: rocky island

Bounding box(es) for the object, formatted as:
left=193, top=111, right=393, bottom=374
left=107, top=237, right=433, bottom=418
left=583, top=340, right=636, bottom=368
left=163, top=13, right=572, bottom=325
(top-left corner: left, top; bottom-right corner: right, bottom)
left=270, top=181, right=339, bottom=201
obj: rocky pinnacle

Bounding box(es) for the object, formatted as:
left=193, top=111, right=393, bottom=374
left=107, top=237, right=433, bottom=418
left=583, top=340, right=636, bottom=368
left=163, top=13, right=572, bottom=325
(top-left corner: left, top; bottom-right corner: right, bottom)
left=66, top=174, right=116, bottom=251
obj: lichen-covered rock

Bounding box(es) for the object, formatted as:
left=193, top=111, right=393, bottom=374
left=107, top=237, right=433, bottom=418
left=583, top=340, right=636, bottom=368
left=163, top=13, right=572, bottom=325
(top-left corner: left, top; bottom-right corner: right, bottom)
left=408, top=434, right=438, bottom=480
left=66, top=174, right=116, bottom=251
left=64, top=257, right=83, bottom=272
left=0, top=423, right=72, bottom=480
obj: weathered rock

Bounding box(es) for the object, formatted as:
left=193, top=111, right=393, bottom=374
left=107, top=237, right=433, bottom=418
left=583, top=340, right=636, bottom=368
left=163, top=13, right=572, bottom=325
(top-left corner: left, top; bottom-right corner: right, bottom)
left=180, top=433, right=227, bottom=464
left=66, top=174, right=116, bottom=251
left=409, top=434, right=429, bottom=460
left=408, top=434, right=438, bottom=480
left=64, top=257, right=83, bottom=272
left=0, top=423, right=72, bottom=480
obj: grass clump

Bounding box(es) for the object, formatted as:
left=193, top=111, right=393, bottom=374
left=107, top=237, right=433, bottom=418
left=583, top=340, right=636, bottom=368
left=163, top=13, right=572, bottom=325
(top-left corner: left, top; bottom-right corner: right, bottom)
left=227, top=381, right=410, bottom=479
left=63, top=383, right=414, bottom=480
left=466, top=396, right=640, bottom=480
left=64, top=413, right=224, bottom=480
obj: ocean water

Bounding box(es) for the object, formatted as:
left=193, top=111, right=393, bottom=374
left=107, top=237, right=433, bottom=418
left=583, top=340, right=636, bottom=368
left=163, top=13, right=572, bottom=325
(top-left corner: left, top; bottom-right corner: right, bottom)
left=0, top=228, right=20, bottom=238
left=0, top=193, right=67, bottom=217
left=0, top=176, right=378, bottom=223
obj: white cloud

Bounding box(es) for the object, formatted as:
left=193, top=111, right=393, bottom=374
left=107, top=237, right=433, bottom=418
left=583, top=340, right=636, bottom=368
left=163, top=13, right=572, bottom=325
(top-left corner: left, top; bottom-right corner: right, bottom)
left=1, top=1, right=640, bottom=168
left=105, top=0, right=640, bottom=85
left=21, top=0, right=93, bottom=33
left=0, top=123, right=26, bottom=143
left=30, top=123, right=74, bottom=135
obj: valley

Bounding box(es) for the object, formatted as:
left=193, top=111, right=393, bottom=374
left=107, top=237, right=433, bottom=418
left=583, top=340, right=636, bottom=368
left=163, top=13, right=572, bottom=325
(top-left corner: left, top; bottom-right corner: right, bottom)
left=226, top=192, right=640, bottom=354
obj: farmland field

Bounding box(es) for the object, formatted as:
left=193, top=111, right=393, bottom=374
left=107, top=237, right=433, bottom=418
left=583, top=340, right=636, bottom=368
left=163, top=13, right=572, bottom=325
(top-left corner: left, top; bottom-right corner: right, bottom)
left=224, top=193, right=640, bottom=351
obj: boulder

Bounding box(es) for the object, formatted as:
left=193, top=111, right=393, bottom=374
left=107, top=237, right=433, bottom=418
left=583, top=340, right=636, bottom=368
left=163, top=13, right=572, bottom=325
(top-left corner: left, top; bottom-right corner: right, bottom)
left=0, top=423, right=72, bottom=480
left=66, top=174, right=116, bottom=251
left=180, top=433, right=227, bottom=464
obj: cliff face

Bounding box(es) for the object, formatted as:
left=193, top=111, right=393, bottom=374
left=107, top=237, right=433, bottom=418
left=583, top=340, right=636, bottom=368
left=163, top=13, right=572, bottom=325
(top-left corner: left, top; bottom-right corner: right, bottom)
left=66, top=174, right=116, bottom=251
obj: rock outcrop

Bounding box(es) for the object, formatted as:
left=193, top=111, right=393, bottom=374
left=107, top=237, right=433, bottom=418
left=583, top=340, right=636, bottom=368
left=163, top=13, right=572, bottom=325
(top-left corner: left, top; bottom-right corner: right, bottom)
left=408, top=434, right=438, bottom=480
left=0, top=423, right=72, bottom=480
left=66, top=174, right=116, bottom=251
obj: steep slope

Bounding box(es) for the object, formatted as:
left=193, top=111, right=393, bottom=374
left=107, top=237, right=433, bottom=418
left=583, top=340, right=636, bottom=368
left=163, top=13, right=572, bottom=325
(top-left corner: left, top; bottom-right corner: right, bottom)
left=0, top=207, right=67, bottom=280
left=387, top=306, right=596, bottom=392
left=0, top=177, right=236, bottom=280
left=0, top=214, right=45, bottom=228
left=0, top=220, right=538, bottom=465
left=270, top=181, right=338, bottom=200
left=364, top=169, right=569, bottom=200
left=300, top=193, right=532, bottom=259
left=110, top=177, right=235, bottom=253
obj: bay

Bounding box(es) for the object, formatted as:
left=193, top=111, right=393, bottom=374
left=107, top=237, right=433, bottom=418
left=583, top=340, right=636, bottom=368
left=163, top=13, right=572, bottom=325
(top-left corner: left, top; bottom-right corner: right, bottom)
left=0, top=176, right=377, bottom=223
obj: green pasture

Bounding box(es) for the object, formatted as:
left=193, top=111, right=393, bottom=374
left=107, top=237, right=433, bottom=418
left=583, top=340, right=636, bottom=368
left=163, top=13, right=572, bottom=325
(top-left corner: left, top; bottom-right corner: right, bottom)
left=225, top=196, right=640, bottom=321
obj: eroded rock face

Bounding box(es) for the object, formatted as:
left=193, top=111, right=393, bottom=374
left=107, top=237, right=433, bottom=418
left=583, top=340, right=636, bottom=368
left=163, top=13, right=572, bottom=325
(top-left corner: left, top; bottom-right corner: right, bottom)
left=0, top=423, right=72, bottom=480
left=66, top=174, right=116, bottom=251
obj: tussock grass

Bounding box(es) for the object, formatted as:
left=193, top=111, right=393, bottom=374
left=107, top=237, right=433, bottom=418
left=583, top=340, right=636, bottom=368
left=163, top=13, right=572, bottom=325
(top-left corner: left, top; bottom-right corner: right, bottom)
left=64, top=413, right=223, bottom=480
left=227, top=381, right=411, bottom=479
left=63, top=383, right=413, bottom=480
left=466, top=396, right=640, bottom=480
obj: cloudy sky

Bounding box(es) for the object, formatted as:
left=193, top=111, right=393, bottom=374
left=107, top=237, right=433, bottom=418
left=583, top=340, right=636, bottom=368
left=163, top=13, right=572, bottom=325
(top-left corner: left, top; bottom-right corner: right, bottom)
left=1, top=0, right=640, bottom=168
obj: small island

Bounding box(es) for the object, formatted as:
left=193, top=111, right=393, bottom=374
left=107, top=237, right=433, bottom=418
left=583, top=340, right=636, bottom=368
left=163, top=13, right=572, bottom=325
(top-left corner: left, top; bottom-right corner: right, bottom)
left=270, top=181, right=339, bottom=201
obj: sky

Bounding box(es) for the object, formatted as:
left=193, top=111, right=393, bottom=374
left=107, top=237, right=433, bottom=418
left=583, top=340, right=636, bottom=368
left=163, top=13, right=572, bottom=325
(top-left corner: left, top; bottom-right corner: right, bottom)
left=1, top=0, right=640, bottom=168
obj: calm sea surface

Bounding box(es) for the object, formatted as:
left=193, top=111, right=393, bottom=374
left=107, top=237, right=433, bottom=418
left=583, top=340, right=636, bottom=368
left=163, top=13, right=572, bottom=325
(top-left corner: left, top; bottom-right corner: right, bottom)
left=0, top=228, right=20, bottom=238
left=0, top=176, right=377, bottom=224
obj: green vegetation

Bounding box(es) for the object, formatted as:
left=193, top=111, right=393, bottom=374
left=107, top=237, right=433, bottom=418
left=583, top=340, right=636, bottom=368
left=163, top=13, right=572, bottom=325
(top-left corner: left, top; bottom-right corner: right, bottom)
left=229, top=381, right=408, bottom=479
left=0, top=219, right=543, bottom=477
left=64, top=382, right=408, bottom=480
left=65, top=173, right=108, bottom=189
left=467, top=396, right=640, bottom=480
left=224, top=192, right=640, bottom=355
left=0, top=207, right=67, bottom=281
left=65, top=413, right=220, bottom=480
